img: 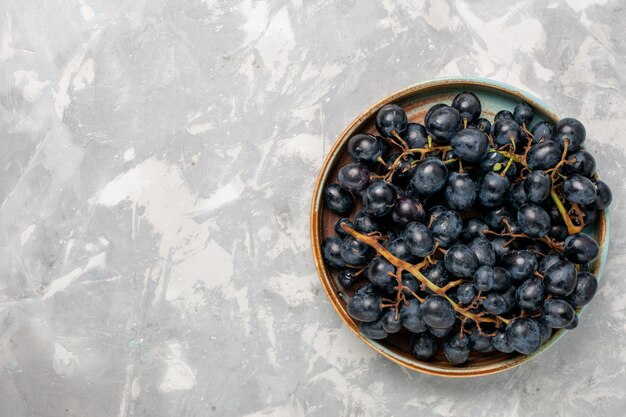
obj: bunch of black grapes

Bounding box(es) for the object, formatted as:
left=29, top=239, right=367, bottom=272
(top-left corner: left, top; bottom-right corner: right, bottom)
left=322, top=92, right=612, bottom=365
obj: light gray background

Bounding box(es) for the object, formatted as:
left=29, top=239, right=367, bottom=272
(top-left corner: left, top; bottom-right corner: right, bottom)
left=1, top=0, right=625, bottom=416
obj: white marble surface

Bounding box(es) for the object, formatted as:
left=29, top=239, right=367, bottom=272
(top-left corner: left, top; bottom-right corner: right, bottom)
left=1, top=0, right=625, bottom=416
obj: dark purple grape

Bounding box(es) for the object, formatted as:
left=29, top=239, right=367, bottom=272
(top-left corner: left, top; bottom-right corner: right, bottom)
left=362, top=180, right=396, bottom=217
left=412, top=332, right=437, bottom=360
left=537, top=319, right=552, bottom=343
left=492, top=267, right=512, bottom=291
left=402, top=123, right=428, bottom=149
left=380, top=310, right=402, bottom=333
left=444, top=244, right=479, bottom=278
left=354, top=210, right=381, bottom=233
left=338, top=163, right=370, bottom=192
left=348, top=288, right=382, bottom=322
left=431, top=210, right=463, bottom=247
left=475, top=118, right=492, bottom=133
left=594, top=179, right=612, bottom=210
left=548, top=224, right=567, bottom=241
left=424, top=262, right=449, bottom=288
left=444, top=334, right=470, bottom=365
left=480, top=151, right=506, bottom=172
left=516, top=278, right=547, bottom=311
left=457, top=283, right=477, bottom=305
left=340, top=236, right=374, bottom=266
left=421, top=295, right=456, bottom=328
left=530, top=121, right=554, bottom=143
left=468, top=329, right=494, bottom=352
left=400, top=299, right=428, bottom=333
left=376, top=104, right=408, bottom=137
left=564, top=314, right=579, bottom=330
left=323, top=184, right=353, bottom=214
left=474, top=265, right=495, bottom=291
left=359, top=318, right=388, bottom=339
left=404, top=222, right=435, bottom=257
left=518, top=204, right=551, bottom=238
left=539, top=254, right=561, bottom=274
left=493, top=329, right=514, bottom=353
left=387, top=239, right=417, bottom=263
left=514, top=102, right=533, bottom=126
left=543, top=260, right=577, bottom=296
left=392, top=197, right=425, bottom=225
left=503, top=250, right=538, bottom=281
left=568, top=271, right=598, bottom=307
left=562, top=150, right=596, bottom=178
left=494, top=110, right=514, bottom=121
left=469, top=237, right=496, bottom=267
left=491, top=237, right=511, bottom=262
left=524, top=171, right=552, bottom=204
left=429, top=326, right=453, bottom=338
left=527, top=139, right=562, bottom=170
left=554, top=117, right=586, bottom=151
left=334, top=218, right=355, bottom=238
left=582, top=206, right=597, bottom=225
left=428, top=205, right=447, bottom=223
left=426, top=105, right=462, bottom=142
left=444, top=172, right=477, bottom=211
left=483, top=293, right=508, bottom=314
left=410, top=157, right=449, bottom=195
left=479, top=172, right=510, bottom=208
left=564, top=233, right=599, bottom=264
left=506, top=318, right=541, bottom=354
left=493, top=118, right=521, bottom=147
left=563, top=174, right=596, bottom=205
left=367, top=256, right=395, bottom=286
left=483, top=206, right=513, bottom=231
left=463, top=218, right=487, bottom=240
left=452, top=92, right=482, bottom=124
left=542, top=299, right=575, bottom=329
left=451, top=128, right=489, bottom=163
left=348, top=133, right=384, bottom=165
left=508, top=181, right=527, bottom=210
left=322, top=237, right=345, bottom=268
left=401, top=272, right=421, bottom=298
left=338, top=269, right=358, bottom=287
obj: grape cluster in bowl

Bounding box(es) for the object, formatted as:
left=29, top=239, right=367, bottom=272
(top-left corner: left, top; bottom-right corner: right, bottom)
left=321, top=93, right=612, bottom=365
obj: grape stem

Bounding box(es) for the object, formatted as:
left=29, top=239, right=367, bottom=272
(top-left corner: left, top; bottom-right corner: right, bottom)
left=340, top=223, right=511, bottom=325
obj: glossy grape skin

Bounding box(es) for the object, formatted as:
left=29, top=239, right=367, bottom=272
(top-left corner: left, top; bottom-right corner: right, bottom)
left=323, top=184, right=353, bottom=215
left=564, top=314, right=579, bottom=330
left=347, top=289, right=382, bottom=322
left=480, top=151, right=506, bottom=173
left=514, top=102, right=534, bottom=126
left=338, top=269, right=358, bottom=287
left=354, top=210, right=381, bottom=233
left=543, top=260, right=577, bottom=296
left=562, top=150, right=596, bottom=178
left=526, top=140, right=562, bottom=170
left=469, top=329, right=494, bottom=352
left=376, top=104, right=408, bottom=137
left=429, top=326, right=453, bottom=338
left=509, top=181, right=527, bottom=210
left=554, top=117, right=586, bottom=151
left=444, top=173, right=477, bottom=211
left=548, top=224, right=568, bottom=241
left=530, top=120, right=554, bottom=143
left=475, top=118, right=492, bottom=133
left=594, top=180, right=612, bottom=210
left=491, top=238, right=512, bottom=262
left=537, top=319, right=552, bottom=343
left=491, top=267, right=513, bottom=291
left=367, top=256, right=396, bottom=286
left=334, top=218, right=354, bottom=238
left=469, top=237, right=496, bottom=267
left=348, top=133, right=384, bottom=165
left=421, top=295, right=456, bottom=328
left=483, top=293, right=508, bottom=314
left=516, top=278, right=547, bottom=311
left=503, top=250, right=538, bottom=281
left=493, top=118, right=521, bottom=147
left=493, top=330, right=514, bottom=353
left=452, top=92, right=482, bottom=123
left=564, top=233, right=599, bottom=264
left=451, top=128, right=489, bottom=162
left=392, top=197, right=425, bottom=226
left=359, top=318, right=388, bottom=339
left=401, top=272, right=421, bottom=298
left=426, top=105, right=462, bottom=142
left=380, top=310, right=402, bottom=334
left=524, top=171, right=552, bottom=204
left=474, top=265, right=495, bottom=291
left=539, top=254, right=561, bottom=274
left=340, top=236, right=374, bottom=266
left=444, top=334, right=470, bottom=365
left=457, top=283, right=477, bottom=305
left=518, top=204, right=551, bottom=238
left=424, top=262, right=449, bottom=288
left=322, top=237, right=345, bottom=268
left=494, top=109, right=514, bottom=121
left=568, top=271, right=598, bottom=307
left=387, top=239, right=417, bottom=263
left=563, top=174, right=596, bottom=205
left=400, top=123, right=428, bottom=149
left=542, top=299, right=575, bottom=328
left=582, top=206, right=597, bottom=225
left=411, top=157, right=449, bottom=195
left=338, top=163, right=370, bottom=192
left=479, top=171, right=510, bottom=208
left=484, top=206, right=513, bottom=231
left=506, top=318, right=542, bottom=354
left=431, top=210, right=463, bottom=247
left=412, top=332, right=437, bottom=360
left=400, top=299, right=428, bottom=333
left=404, top=222, right=434, bottom=257
left=362, top=180, right=396, bottom=217
left=463, top=218, right=487, bottom=240
left=428, top=205, right=448, bottom=222
left=385, top=152, right=416, bottom=185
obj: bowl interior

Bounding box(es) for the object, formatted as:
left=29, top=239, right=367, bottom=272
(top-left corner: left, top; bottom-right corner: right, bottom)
left=311, top=78, right=608, bottom=377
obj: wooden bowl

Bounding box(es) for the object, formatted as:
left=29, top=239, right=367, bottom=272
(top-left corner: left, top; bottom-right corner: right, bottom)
left=310, top=77, right=609, bottom=377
